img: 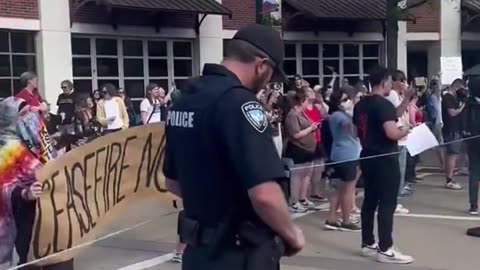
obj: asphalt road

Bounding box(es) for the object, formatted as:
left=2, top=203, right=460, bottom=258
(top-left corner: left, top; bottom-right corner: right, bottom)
left=27, top=151, right=480, bottom=270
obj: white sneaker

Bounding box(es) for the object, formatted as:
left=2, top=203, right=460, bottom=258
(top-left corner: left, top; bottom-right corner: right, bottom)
left=377, top=247, right=414, bottom=264
left=352, top=207, right=361, bottom=215
left=404, top=184, right=414, bottom=192
left=338, top=215, right=360, bottom=225
left=290, top=202, right=308, bottom=213
left=361, top=243, right=378, bottom=257
left=395, top=204, right=410, bottom=215
left=301, top=199, right=324, bottom=210
left=171, top=252, right=183, bottom=263
left=445, top=181, right=463, bottom=190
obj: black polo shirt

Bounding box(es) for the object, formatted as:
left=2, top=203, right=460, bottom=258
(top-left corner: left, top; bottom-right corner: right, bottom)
left=163, top=64, right=285, bottom=227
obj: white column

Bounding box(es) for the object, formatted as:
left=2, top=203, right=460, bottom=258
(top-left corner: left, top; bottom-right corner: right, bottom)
left=198, top=0, right=224, bottom=72
left=439, top=0, right=462, bottom=85
left=36, top=0, right=73, bottom=111
left=397, top=21, right=408, bottom=73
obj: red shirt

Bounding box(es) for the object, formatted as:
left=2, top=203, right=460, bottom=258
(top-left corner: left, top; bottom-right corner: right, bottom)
left=415, top=109, right=423, bottom=125
left=15, top=89, right=42, bottom=107
left=304, top=106, right=322, bottom=143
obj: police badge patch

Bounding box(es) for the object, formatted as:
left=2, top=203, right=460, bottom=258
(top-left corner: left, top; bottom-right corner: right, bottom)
left=241, top=101, right=268, bottom=133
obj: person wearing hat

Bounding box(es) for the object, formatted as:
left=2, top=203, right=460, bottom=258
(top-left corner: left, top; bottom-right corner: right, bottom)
left=163, top=24, right=304, bottom=270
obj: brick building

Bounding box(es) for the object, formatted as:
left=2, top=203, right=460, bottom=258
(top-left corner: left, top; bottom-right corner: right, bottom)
left=405, top=0, right=480, bottom=83
left=0, top=0, right=478, bottom=110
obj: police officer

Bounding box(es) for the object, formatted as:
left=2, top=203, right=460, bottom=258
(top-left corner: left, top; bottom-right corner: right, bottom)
left=163, top=24, right=305, bottom=270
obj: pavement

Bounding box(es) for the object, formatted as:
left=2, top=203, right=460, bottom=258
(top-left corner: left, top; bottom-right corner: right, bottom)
left=35, top=151, right=480, bottom=270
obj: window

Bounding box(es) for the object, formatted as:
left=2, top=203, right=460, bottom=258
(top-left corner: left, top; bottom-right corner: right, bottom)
left=71, top=37, right=194, bottom=110
left=301, top=44, right=319, bottom=84
left=173, top=41, right=193, bottom=89
left=284, top=42, right=380, bottom=87
left=283, top=43, right=297, bottom=79
left=0, top=31, right=36, bottom=99
left=72, top=37, right=93, bottom=93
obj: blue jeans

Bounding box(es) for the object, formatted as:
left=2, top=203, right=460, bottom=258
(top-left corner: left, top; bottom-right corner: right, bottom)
left=398, top=146, right=407, bottom=196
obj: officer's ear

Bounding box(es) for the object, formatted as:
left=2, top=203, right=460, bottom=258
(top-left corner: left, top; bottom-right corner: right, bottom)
left=256, top=58, right=272, bottom=74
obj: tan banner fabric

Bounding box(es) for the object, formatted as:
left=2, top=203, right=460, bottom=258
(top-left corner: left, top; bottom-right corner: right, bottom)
left=28, top=123, right=176, bottom=265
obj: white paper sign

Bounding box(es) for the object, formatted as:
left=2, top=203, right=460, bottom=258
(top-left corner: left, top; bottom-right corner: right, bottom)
left=440, top=57, right=463, bottom=86
left=406, top=123, right=439, bottom=156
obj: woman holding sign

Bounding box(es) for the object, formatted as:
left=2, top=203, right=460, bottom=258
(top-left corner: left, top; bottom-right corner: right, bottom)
left=0, top=98, right=43, bottom=268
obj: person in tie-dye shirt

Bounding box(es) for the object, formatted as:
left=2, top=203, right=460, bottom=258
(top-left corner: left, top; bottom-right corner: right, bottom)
left=0, top=97, right=43, bottom=267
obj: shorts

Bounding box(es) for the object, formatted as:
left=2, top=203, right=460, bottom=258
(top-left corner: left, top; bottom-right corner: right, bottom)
left=314, top=143, right=326, bottom=160
left=443, top=132, right=462, bottom=155
left=428, top=123, right=443, bottom=144
left=285, top=143, right=315, bottom=165
left=334, top=160, right=359, bottom=182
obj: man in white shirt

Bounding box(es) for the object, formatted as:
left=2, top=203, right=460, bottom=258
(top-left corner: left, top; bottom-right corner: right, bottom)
left=385, top=70, right=415, bottom=214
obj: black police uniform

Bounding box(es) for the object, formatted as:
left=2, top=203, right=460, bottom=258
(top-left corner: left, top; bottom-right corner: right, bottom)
left=163, top=64, right=286, bottom=270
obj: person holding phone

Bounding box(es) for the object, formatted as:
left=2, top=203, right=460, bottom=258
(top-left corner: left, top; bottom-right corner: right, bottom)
left=284, top=87, right=318, bottom=213
left=441, top=79, right=467, bottom=190
left=304, top=86, right=328, bottom=206
left=140, top=83, right=164, bottom=125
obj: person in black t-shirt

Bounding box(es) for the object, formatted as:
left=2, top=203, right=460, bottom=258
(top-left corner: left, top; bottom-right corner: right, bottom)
left=441, top=79, right=467, bottom=190
left=57, top=80, right=76, bottom=126
left=57, top=80, right=76, bottom=151
left=353, top=67, right=413, bottom=264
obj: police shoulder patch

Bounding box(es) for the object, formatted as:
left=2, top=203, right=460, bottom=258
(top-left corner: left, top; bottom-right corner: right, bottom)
left=241, top=101, right=268, bottom=133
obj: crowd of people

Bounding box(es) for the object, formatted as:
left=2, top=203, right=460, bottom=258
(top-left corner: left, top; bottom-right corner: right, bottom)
left=0, top=71, right=183, bottom=269
left=254, top=67, right=480, bottom=264
left=2, top=61, right=480, bottom=267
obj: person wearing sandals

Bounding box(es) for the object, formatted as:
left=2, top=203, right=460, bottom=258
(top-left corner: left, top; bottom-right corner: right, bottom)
left=284, top=87, right=317, bottom=213
left=324, top=89, right=361, bottom=232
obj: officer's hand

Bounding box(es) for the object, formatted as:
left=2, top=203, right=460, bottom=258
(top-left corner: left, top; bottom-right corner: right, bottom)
left=285, top=226, right=305, bottom=256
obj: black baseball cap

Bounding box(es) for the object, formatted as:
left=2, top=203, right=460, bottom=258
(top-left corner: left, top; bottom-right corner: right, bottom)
left=232, top=24, right=286, bottom=83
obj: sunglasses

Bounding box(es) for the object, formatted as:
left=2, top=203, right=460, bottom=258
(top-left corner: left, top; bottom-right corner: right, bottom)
left=61, top=86, right=68, bottom=89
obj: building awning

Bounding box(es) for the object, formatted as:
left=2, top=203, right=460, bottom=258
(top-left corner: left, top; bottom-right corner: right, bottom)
left=462, top=0, right=480, bottom=31
left=463, top=0, right=480, bottom=14
left=283, top=0, right=386, bottom=20
left=101, top=0, right=232, bottom=16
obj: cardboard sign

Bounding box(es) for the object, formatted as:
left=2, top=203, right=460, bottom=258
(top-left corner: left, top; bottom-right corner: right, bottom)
left=28, top=123, right=176, bottom=265
left=440, top=57, right=463, bottom=86
left=414, top=77, right=427, bottom=87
